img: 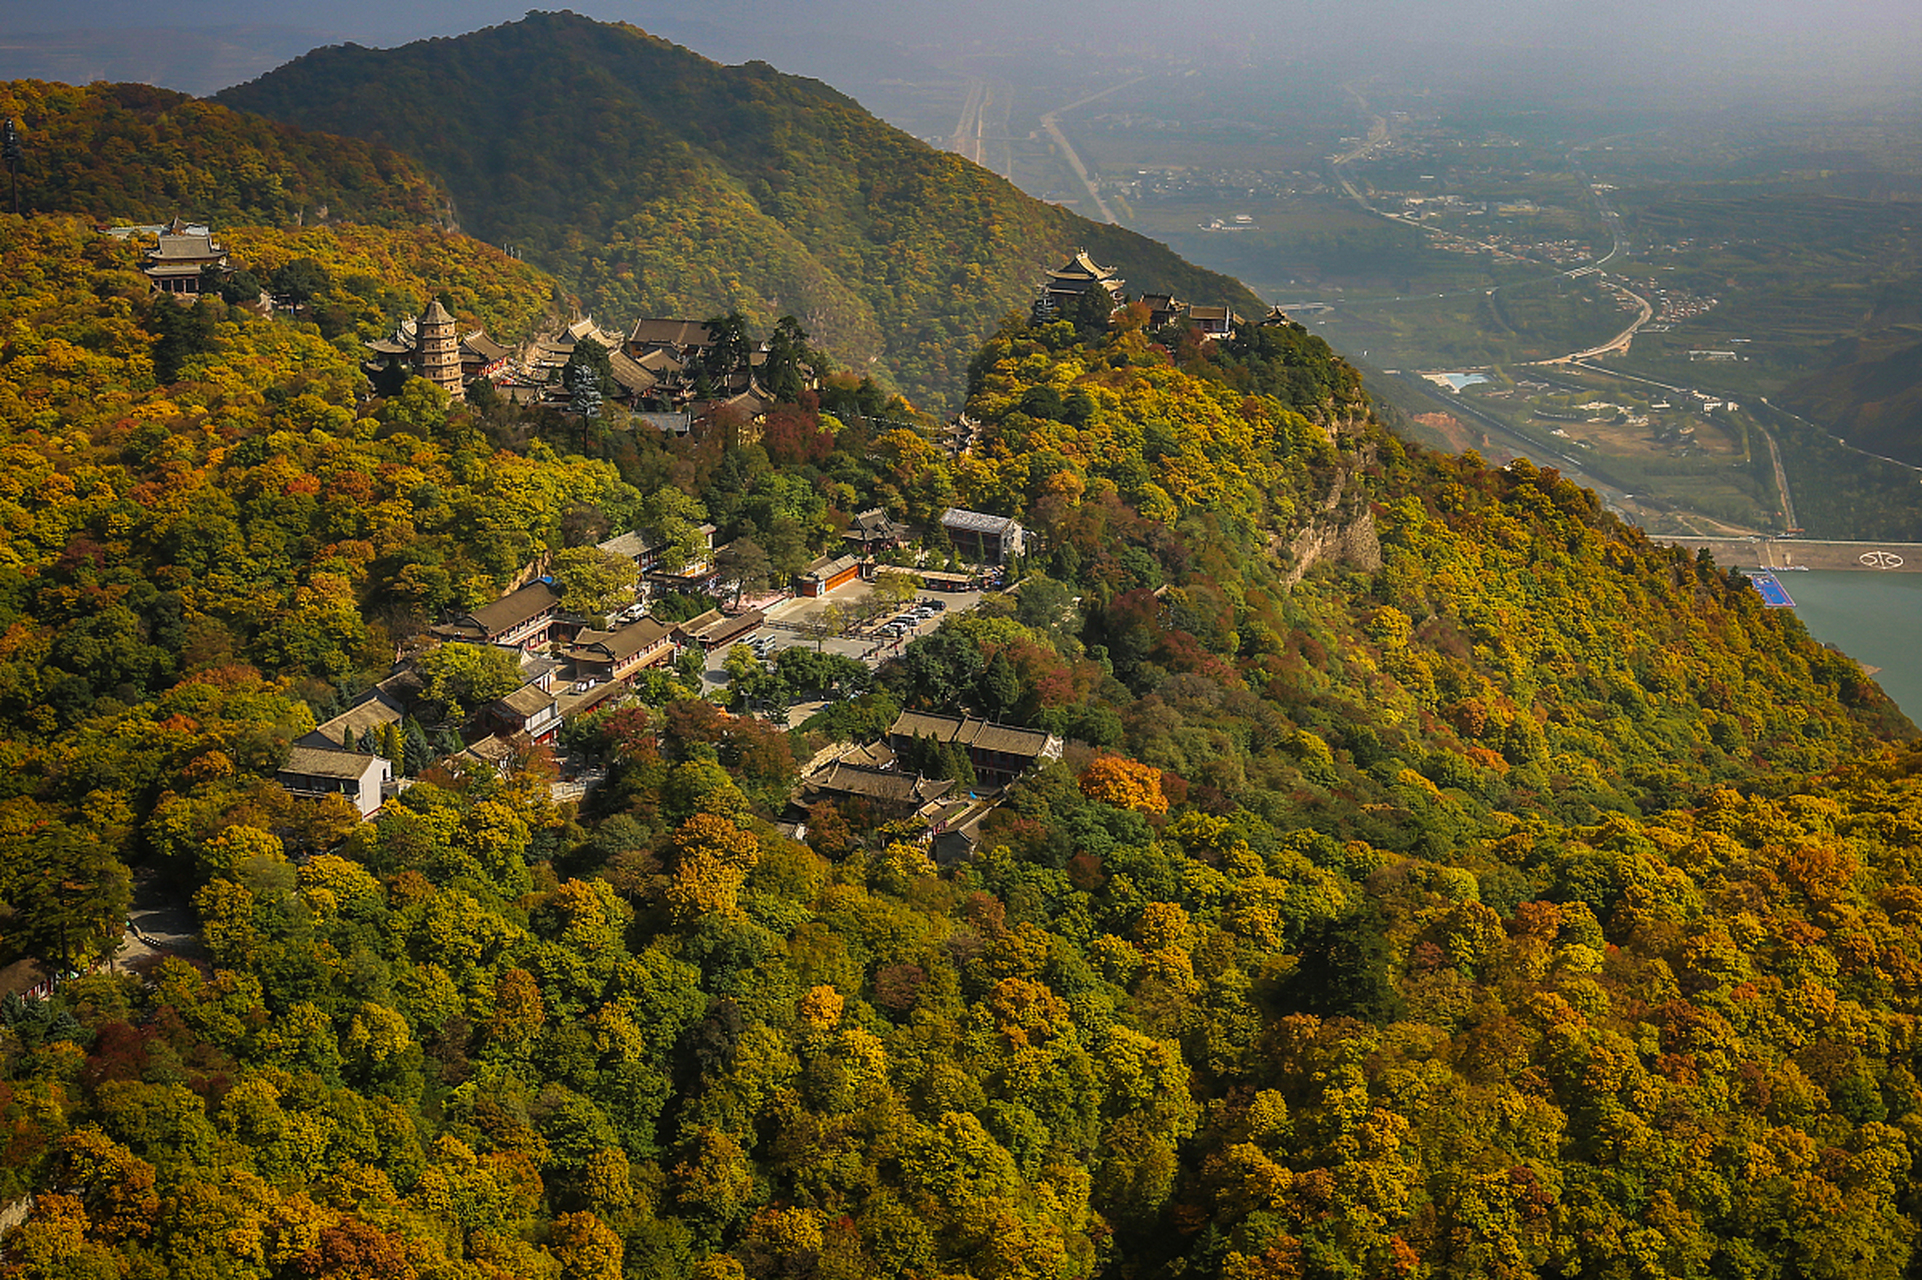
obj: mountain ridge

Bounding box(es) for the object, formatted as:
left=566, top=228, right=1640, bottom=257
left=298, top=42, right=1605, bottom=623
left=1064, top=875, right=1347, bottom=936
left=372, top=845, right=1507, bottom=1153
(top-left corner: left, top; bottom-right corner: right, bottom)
left=216, top=11, right=1267, bottom=408
left=1782, top=278, right=1922, bottom=467
left=0, top=78, right=447, bottom=227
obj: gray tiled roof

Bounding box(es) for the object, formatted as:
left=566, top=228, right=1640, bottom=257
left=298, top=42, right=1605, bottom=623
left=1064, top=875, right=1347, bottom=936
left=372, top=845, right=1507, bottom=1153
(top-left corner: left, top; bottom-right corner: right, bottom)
left=282, top=746, right=380, bottom=779
left=940, top=508, right=1020, bottom=535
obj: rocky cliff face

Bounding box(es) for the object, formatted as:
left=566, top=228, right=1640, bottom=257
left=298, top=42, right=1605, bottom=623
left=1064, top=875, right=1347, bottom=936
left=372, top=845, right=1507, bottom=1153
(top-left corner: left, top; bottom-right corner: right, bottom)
left=1279, top=457, right=1382, bottom=587
left=1283, top=504, right=1382, bottom=586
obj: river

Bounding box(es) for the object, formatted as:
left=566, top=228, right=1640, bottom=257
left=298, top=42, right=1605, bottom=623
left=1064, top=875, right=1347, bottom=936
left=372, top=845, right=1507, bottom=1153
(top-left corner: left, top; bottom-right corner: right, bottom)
left=1771, top=571, right=1922, bottom=722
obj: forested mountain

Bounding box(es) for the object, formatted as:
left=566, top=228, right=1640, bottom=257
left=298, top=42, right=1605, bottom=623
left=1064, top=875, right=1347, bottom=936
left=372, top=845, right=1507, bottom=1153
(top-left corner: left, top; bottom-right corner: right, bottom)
left=215, top=11, right=1265, bottom=409
left=6, top=183, right=1922, bottom=1277
left=1783, top=277, right=1922, bottom=467
left=0, top=80, right=447, bottom=227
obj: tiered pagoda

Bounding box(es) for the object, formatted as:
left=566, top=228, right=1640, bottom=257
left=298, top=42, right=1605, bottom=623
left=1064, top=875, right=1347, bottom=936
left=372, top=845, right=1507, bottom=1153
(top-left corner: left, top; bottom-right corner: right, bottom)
left=417, top=300, right=464, bottom=402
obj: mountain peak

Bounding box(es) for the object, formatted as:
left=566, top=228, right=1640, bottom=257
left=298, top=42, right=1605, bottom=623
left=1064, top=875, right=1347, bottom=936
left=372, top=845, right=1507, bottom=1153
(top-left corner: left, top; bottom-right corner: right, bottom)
left=218, top=12, right=1260, bottom=407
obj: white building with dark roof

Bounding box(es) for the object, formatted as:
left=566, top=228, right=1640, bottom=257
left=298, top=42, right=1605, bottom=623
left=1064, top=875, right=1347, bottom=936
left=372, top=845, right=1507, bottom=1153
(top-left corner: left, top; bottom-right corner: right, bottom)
left=1185, top=305, right=1244, bottom=340
left=277, top=746, right=392, bottom=819
left=489, top=683, right=561, bottom=745
left=299, top=687, right=407, bottom=753
left=940, top=508, right=1025, bottom=565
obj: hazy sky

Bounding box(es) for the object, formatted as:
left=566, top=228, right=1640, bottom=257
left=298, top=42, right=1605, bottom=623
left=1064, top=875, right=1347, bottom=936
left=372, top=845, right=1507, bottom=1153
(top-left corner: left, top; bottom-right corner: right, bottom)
left=0, top=0, right=1916, bottom=104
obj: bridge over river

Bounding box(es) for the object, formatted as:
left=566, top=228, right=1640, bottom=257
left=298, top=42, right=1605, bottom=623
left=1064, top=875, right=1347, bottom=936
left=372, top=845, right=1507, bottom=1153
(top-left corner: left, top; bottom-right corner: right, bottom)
left=1665, top=537, right=1922, bottom=573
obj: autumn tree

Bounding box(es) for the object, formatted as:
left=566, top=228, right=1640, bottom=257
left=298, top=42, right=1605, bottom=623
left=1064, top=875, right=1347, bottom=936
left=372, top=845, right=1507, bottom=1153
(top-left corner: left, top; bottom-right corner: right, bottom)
left=1, top=825, right=132, bottom=970
left=552, top=546, right=639, bottom=617
left=416, top=643, right=524, bottom=721
left=663, top=813, right=759, bottom=922
left=1078, top=756, right=1168, bottom=815
left=714, top=538, right=772, bottom=605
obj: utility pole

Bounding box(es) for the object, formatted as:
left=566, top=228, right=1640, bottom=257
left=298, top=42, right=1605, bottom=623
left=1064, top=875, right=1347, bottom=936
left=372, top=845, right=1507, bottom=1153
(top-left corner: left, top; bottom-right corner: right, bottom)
left=1, top=119, right=21, bottom=216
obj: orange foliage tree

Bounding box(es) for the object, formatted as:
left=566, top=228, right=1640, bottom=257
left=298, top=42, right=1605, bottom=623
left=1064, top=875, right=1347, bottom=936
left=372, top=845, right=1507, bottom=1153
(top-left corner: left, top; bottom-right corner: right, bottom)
left=1078, top=757, right=1169, bottom=815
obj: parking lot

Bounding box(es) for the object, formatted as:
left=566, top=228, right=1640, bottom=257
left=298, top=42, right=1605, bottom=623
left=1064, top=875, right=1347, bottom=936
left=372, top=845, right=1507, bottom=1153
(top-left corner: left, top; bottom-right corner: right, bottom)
left=702, top=585, right=983, bottom=684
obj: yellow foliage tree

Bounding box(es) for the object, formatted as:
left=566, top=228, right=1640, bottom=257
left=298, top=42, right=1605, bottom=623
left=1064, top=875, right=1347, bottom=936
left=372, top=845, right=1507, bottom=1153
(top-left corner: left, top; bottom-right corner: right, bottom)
left=796, top=985, right=845, bottom=1034
left=550, top=1211, right=624, bottom=1280
left=1077, top=757, right=1168, bottom=815
left=664, top=814, right=760, bottom=923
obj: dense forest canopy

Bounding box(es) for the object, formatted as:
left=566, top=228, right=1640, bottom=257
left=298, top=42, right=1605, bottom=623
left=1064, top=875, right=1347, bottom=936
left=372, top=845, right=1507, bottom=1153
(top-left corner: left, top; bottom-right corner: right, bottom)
left=5, top=55, right=1922, bottom=1280
left=214, top=10, right=1263, bottom=410
left=0, top=81, right=447, bottom=229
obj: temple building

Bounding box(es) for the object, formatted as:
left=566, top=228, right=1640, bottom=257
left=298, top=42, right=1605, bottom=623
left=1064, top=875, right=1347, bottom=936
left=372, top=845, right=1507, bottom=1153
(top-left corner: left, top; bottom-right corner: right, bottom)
left=1140, top=294, right=1247, bottom=340
left=886, top=711, right=1063, bottom=788
left=626, top=318, right=718, bottom=362
left=276, top=747, right=391, bottom=820
left=1186, top=305, right=1244, bottom=340
left=428, top=579, right=568, bottom=650
left=460, top=330, right=512, bottom=382
left=527, top=316, right=627, bottom=379
left=1043, top=250, right=1125, bottom=312
left=1139, top=293, right=1187, bottom=329
left=143, top=217, right=228, bottom=297
left=842, top=508, right=910, bottom=556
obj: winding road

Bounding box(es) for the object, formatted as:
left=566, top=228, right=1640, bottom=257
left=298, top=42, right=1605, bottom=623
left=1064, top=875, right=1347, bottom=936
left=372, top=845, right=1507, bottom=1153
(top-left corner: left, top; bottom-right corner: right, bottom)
left=1567, top=359, right=1798, bottom=530
left=1324, top=102, right=1656, bottom=357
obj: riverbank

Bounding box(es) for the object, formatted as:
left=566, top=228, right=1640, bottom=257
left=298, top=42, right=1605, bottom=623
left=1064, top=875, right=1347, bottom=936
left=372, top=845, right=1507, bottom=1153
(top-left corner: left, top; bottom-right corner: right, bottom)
left=1667, top=536, right=1922, bottom=573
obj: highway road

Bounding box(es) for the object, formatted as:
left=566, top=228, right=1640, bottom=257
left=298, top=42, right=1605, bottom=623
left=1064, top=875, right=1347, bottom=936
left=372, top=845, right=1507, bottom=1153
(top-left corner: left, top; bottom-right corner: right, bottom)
left=950, top=79, right=987, bottom=165
left=1537, top=282, right=1653, bottom=363
left=1323, top=105, right=1656, bottom=342
left=949, top=77, right=1015, bottom=178
left=1039, top=75, right=1148, bottom=225
left=1317, top=107, right=1918, bottom=542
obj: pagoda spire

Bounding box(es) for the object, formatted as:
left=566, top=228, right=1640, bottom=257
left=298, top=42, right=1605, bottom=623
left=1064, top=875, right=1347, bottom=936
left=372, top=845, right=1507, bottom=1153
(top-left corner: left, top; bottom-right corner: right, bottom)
left=417, top=299, right=464, bottom=403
